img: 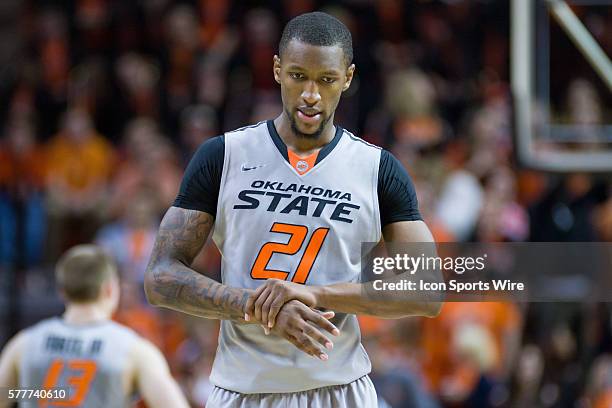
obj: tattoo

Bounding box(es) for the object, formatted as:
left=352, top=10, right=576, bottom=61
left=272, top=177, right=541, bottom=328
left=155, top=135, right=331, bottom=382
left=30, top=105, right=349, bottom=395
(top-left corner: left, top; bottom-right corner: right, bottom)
left=145, top=207, right=251, bottom=322
left=151, top=207, right=212, bottom=270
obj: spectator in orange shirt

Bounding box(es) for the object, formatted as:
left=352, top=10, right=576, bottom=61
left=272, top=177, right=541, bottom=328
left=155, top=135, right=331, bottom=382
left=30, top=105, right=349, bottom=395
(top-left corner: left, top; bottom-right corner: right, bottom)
left=45, top=108, right=116, bottom=260
left=420, top=302, right=522, bottom=405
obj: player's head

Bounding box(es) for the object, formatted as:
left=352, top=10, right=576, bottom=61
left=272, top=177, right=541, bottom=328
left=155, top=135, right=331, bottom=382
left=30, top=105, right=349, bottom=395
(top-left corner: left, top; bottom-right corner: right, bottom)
left=274, top=12, right=355, bottom=139
left=55, top=245, right=119, bottom=313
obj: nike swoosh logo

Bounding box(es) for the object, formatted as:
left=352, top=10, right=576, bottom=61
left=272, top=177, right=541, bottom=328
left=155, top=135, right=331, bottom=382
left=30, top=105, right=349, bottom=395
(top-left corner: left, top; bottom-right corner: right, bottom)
left=241, top=164, right=266, bottom=172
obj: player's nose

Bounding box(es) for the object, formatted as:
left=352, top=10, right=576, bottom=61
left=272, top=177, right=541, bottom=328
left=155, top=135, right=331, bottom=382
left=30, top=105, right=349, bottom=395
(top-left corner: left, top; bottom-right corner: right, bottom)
left=301, top=81, right=321, bottom=105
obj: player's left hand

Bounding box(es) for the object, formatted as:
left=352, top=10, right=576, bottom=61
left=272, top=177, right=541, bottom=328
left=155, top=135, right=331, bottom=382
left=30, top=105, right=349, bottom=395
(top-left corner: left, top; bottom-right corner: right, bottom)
left=244, top=279, right=319, bottom=330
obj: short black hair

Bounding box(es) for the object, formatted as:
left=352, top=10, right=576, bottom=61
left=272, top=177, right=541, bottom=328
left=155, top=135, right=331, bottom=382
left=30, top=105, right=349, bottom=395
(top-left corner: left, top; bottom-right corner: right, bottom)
left=279, top=12, right=353, bottom=66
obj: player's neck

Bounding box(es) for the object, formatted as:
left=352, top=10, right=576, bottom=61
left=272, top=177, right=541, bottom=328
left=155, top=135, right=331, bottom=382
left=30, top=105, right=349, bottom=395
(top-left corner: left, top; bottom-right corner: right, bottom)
left=63, top=302, right=111, bottom=325
left=274, top=115, right=336, bottom=155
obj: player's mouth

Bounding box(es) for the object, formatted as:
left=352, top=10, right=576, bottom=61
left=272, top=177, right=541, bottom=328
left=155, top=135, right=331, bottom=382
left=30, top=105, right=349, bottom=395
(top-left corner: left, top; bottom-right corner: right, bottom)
left=296, top=108, right=322, bottom=125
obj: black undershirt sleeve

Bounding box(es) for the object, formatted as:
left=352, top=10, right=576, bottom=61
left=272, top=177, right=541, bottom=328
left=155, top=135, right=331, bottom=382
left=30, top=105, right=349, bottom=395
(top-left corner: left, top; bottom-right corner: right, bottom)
left=378, top=149, right=422, bottom=227
left=173, top=135, right=225, bottom=217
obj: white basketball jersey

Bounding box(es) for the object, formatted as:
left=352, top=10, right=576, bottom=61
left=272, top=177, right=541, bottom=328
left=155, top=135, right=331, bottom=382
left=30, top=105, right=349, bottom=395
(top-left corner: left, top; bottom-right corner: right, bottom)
left=18, top=317, right=139, bottom=407
left=210, top=120, right=382, bottom=393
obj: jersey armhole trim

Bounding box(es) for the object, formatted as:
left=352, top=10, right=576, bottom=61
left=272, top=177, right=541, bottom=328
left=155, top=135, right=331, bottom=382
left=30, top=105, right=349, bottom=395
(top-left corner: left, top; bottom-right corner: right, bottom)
left=215, top=134, right=229, bottom=222
left=372, top=149, right=382, bottom=242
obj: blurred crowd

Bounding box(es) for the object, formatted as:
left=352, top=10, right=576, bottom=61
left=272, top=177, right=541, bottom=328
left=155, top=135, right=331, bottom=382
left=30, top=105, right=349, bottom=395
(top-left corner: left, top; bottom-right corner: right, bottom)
left=0, top=1, right=611, bottom=407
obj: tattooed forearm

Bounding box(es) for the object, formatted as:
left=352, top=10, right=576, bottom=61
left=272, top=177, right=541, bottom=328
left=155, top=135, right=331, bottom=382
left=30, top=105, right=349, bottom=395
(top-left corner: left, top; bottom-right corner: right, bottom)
left=152, top=265, right=251, bottom=320
left=144, top=207, right=251, bottom=322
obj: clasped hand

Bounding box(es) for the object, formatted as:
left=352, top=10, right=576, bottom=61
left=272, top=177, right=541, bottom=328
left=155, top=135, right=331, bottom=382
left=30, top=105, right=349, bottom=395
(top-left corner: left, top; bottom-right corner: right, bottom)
left=243, top=279, right=339, bottom=361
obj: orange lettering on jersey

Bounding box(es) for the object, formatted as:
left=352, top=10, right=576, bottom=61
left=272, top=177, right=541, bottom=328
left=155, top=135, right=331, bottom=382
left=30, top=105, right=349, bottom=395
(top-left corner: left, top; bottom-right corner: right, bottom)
left=287, top=149, right=318, bottom=175
left=40, top=359, right=97, bottom=407
left=251, top=223, right=308, bottom=280
left=65, top=360, right=97, bottom=406
left=251, top=222, right=329, bottom=284
left=40, top=359, right=64, bottom=407
left=292, top=227, right=329, bottom=284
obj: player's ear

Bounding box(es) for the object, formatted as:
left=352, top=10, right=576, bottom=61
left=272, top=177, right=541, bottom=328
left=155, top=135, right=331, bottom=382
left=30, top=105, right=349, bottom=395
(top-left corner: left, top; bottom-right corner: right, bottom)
left=100, top=276, right=118, bottom=300
left=342, top=64, right=355, bottom=92
left=273, top=55, right=281, bottom=85
left=100, top=280, right=113, bottom=299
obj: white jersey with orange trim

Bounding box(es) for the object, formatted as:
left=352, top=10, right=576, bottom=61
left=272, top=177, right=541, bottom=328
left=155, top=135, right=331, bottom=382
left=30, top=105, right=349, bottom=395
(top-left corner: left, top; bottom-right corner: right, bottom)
left=18, top=317, right=139, bottom=407
left=210, top=120, right=382, bottom=393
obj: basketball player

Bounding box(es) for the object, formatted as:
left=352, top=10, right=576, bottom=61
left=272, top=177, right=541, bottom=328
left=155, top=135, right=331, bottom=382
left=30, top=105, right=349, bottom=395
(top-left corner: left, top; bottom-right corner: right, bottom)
left=144, top=11, right=440, bottom=408
left=0, top=245, right=189, bottom=408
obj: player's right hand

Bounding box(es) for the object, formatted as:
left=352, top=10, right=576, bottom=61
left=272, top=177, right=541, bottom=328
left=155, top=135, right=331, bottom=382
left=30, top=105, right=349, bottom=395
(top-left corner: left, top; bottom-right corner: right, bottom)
left=271, top=300, right=340, bottom=361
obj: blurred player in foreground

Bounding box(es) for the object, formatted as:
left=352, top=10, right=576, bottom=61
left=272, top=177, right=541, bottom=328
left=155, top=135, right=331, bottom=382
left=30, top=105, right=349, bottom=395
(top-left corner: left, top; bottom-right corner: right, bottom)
left=145, top=11, right=440, bottom=408
left=0, top=245, right=189, bottom=408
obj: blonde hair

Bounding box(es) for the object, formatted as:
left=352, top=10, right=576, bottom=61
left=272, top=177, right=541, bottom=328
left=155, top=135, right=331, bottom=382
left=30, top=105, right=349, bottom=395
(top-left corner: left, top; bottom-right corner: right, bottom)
left=55, top=245, right=117, bottom=302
